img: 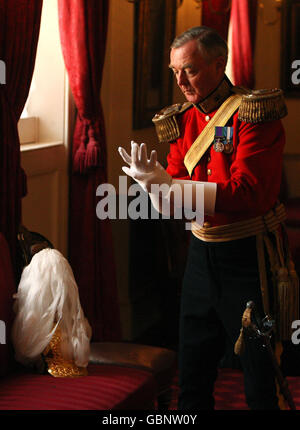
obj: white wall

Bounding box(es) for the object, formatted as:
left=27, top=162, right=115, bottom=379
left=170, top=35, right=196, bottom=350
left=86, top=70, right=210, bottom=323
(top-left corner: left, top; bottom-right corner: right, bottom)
left=254, top=0, right=300, bottom=197
left=22, top=0, right=66, bottom=143
left=20, top=0, right=69, bottom=256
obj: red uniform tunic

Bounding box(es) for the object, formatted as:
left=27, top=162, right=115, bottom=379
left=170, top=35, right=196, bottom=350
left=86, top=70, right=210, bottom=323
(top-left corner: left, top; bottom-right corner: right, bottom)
left=166, top=105, right=285, bottom=227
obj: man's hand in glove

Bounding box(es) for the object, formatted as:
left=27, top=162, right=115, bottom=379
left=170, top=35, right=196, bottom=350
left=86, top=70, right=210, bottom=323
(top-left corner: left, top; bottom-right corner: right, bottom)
left=118, top=141, right=172, bottom=194
left=118, top=141, right=216, bottom=219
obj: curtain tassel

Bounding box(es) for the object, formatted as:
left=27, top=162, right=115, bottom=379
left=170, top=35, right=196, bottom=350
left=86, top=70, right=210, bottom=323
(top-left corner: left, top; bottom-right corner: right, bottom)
left=85, top=136, right=101, bottom=169
left=73, top=122, right=89, bottom=173
left=84, top=122, right=102, bottom=169
left=73, top=141, right=87, bottom=174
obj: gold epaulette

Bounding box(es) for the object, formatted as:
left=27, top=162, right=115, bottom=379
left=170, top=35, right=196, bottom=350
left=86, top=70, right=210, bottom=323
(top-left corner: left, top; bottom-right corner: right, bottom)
left=237, top=88, right=288, bottom=123
left=152, top=102, right=192, bottom=143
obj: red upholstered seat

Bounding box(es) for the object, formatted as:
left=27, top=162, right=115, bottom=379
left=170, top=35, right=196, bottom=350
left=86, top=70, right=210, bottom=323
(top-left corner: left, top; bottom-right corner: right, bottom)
left=0, top=364, right=156, bottom=410
left=89, top=342, right=176, bottom=409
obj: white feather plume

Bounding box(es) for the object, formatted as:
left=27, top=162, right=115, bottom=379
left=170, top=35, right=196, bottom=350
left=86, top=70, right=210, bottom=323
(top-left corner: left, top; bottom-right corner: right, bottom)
left=11, top=248, right=92, bottom=367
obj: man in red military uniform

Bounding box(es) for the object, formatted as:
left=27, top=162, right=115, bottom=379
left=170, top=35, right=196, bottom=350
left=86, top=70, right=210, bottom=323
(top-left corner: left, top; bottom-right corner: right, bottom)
left=165, top=87, right=285, bottom=226
left=119, top=26, right=295, bottom=410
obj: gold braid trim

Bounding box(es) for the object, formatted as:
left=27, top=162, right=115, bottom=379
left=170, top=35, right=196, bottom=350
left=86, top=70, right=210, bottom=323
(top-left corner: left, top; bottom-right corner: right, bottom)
left=238, top=89, right=288, bottom=123
left=256, top=232, right=270, bottom=316
left=192, top=203, right=299, bottom=341
left=153, top=115, right=180, bottom=144
left=191, top=204, right=286, bottom=242
left=152, top=102, right=192, bottom=143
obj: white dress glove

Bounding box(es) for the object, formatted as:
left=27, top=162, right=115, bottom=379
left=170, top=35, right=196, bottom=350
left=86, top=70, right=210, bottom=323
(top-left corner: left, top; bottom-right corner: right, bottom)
left=118, top=141, right=217, bottom=221
left=118, top=141, right=172, bottom=194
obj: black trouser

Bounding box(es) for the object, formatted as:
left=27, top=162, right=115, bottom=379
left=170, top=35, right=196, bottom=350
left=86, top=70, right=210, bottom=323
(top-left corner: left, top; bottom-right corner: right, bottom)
left=178, top=234, right=279, bottom=410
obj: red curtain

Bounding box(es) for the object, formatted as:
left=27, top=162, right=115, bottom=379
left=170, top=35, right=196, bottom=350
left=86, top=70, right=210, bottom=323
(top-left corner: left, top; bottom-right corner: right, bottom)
left=202, top=0, right=231, bottom=41
left=58, top=0, right=121, bottom=341
left=230, top=0, right=257, bottom=88
left=0, top=0, right=43, bottom=270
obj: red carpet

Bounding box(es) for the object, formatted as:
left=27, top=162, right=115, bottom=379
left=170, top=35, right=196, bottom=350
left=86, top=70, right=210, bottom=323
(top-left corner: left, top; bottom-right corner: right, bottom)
left=169, top=368, right=300, bottom=410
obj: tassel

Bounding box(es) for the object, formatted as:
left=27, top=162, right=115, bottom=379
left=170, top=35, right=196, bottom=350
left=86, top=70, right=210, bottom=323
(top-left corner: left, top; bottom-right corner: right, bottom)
left=272, top=221, right=300, bottom=341
left=73, top=142, right=87, bottom=174
left=85, top=137, right=101, bottom=169
left=281, top=223, right=300, bottom=324
left=73, top=121, right=90, bottom=174
left=84, top=119, right=103, bottom=169
left=276, top=267, right=290, bottom=340
left=289, top=260, right=299, bottom=320
left=276, top=263, right=299, bottom=341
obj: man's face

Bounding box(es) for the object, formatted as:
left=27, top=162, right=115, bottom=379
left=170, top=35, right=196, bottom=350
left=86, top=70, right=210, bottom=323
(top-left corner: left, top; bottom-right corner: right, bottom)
left=169, top=39, right=226, bottom=104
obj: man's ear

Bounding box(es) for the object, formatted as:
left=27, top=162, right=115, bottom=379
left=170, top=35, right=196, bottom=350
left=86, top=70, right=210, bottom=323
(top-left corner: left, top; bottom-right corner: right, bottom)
left=215, top=56, right=226, bottom=75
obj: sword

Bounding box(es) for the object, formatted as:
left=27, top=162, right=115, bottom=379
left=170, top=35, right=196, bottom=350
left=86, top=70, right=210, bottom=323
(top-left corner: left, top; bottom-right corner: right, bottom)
left=234, top=300, right=296, bottom=410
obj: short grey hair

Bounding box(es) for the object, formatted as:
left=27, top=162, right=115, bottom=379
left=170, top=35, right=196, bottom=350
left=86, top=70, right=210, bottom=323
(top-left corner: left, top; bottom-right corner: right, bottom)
left=171, top=26, right=228, bottom=65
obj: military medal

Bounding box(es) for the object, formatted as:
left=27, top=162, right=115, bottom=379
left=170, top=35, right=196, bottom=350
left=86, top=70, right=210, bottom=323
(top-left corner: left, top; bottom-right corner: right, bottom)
left=214, top=138, right=224, bottom=152
left=224, top=142, right=233, bottom=154
left=213, top=126, right=233, bottom=154
left=223, top=126, right=234, bottom=154
left=213, top=126, right=225, bottom=152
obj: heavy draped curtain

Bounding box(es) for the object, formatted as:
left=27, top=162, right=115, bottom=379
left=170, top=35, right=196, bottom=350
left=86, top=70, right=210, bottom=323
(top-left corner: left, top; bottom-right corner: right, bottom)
left=0, top=0, right=42, bottom=374
left=230, top=0, right=257, bottom=88
left=0, top=0, right=43, bottom=272
left=202, top=0, right=257, bottom=89
left=58, top=0, right=121, bottom=341
left=202, top=0, right=231, bottom=41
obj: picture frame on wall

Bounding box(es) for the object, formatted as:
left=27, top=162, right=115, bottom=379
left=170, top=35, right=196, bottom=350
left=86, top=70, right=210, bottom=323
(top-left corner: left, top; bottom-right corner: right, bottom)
left=133, top=0, right=177, bottom=129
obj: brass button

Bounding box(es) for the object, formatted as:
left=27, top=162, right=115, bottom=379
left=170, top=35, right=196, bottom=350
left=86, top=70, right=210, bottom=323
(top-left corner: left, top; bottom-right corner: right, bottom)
left=207, top=156, right=211, bottom=162
left=207, top=168, right=212, bottom=175
left=205, top=115, right=210, bottom=122
left=203, top=221, right=211, bottom=228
